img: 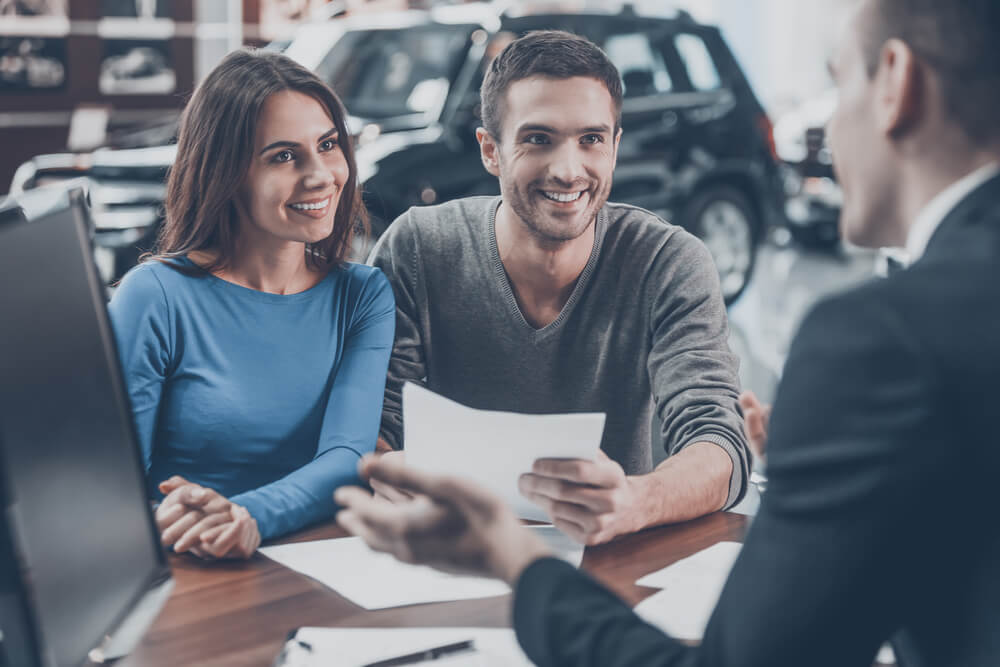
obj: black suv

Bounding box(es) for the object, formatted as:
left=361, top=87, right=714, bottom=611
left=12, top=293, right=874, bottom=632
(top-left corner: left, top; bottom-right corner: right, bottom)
left=10, top=3, right=785, bottom=303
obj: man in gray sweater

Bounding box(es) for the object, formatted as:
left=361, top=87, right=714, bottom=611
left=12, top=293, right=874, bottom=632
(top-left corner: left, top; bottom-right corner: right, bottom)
left=368, top=30, right=749, bottom=545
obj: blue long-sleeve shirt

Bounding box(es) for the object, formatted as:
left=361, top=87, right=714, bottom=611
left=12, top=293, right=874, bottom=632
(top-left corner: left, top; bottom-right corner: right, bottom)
left=108, top=258, right=395, bottom=540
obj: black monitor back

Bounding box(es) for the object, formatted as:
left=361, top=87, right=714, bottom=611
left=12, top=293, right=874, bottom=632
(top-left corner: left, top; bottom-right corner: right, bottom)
left=0, top=193, right=169, bottom=667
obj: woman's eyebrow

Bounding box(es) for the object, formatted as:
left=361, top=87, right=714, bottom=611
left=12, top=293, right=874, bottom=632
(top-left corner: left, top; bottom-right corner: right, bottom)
left=258, top=128, right=338, bottom=155
left=317, top=127, right=338, bottom=142
left=259, top=139, right=298, bottom=155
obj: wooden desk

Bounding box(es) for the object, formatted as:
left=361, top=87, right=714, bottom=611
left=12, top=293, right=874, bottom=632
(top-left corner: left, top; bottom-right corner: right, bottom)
left=118, top=512, right=748, bottom=666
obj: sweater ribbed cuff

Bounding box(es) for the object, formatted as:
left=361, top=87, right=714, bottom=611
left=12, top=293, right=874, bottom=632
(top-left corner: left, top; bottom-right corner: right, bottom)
left=680, top=432, right=748, bottom=510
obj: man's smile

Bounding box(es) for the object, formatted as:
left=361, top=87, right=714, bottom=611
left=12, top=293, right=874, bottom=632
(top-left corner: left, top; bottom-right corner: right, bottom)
left=541, top=190, right=585, bottom=203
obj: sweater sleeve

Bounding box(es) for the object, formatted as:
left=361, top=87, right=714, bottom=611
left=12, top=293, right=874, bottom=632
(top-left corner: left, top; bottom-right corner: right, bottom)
left=231, top=270, right=396, bottom=539
left=647, top=231, right=750, bottom=508
left=368, top=212, right=426, bottom=450
left=514, top=293, right=937, bottom=667
left=107, top=263, right=173, bottom=476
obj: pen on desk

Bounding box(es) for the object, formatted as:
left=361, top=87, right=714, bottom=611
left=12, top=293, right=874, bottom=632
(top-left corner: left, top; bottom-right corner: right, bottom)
left=361, top=639, right=476, bottom=667
left=272, top=635, right=313, bottom=667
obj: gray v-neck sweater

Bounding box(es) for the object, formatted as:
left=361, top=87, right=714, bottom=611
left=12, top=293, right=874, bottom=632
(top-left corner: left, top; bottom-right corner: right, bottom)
left=369, top=197, right=749, bottom=507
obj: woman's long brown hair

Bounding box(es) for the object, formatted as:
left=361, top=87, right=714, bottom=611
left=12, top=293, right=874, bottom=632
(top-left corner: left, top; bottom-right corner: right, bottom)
left=153, top=49, right=366, bottom=273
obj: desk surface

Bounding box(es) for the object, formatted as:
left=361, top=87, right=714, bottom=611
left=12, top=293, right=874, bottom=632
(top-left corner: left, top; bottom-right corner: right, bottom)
left=118, top=512, right=747, bottom=667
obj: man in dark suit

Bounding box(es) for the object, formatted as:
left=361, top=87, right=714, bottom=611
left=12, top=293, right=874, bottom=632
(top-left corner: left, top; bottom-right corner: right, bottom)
left=335, top=1, right=1000, bottom=665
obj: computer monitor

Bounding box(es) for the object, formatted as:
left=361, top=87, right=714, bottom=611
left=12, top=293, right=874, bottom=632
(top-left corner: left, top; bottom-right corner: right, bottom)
left=0, top=190, right=172, bottom=667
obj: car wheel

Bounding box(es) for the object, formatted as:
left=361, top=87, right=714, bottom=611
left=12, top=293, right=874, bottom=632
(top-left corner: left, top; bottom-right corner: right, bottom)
left=684, top=185, right=758, bottom=305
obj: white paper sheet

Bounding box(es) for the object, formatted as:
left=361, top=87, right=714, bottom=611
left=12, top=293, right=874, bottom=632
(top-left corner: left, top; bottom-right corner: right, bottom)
left=877, top=643, right=897, bottom=665
left=726, top=472, right=764, bottom=516
left=633, top=541, right=742, bottom=640
left=259, top=526, right=583, bottom=610
left=531, top=525, right=585, bottom=568
left=275, top=627, right=534, bottom=667
left=402, top=383, right=606, bottom=521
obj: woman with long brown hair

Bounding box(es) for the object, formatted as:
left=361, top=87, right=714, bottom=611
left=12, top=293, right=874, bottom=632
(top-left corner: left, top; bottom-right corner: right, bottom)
left=108, top=49, right=395, bottom=558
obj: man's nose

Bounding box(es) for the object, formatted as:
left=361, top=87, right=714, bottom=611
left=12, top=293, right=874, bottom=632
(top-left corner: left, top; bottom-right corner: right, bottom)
left=547, top=141, right=587, bottom=185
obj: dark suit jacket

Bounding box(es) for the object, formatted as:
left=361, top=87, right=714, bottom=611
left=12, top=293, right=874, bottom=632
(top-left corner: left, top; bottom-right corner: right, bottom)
left=513, top=174, right=1000, bottom=667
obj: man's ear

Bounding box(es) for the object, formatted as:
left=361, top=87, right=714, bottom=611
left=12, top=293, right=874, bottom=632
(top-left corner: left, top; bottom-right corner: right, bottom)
left=476, top=127, right=501, bottom=177
left=612, top=126, right=623, bottom=169
left=875, top=38, right=921, bottom=137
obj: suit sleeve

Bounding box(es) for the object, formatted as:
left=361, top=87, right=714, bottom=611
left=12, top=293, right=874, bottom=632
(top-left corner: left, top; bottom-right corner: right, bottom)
left=367, top=212, right=427, bottom=450
left=515, top=292, right=939, bottom=667
left=231, top=271, right=395, bottom=539
left=647, top=232, right=750, bottom=508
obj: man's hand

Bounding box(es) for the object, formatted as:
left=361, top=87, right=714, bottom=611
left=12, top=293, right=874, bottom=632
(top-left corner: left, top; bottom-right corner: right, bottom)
left=369, top=450, right=416, bottom=504
left=336, top=455, right=552, bottom=584
left=156, top=476, right=260, bottom=560
left=518, top=450, right=641, bottom=546
left=739, top=390, right=771, bottom=461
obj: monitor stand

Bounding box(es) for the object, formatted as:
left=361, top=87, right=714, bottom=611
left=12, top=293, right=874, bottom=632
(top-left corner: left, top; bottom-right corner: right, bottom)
left=87, top=577, right=174, bottom=663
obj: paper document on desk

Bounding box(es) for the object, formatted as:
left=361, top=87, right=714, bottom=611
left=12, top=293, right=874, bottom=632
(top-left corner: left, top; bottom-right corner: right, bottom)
left=273, top=627, right=534, bottom=667
left=403, top=383, right=606, bottom=522
left=259, top=526, right=582, bottom=610
left=633, top=541, right=742, bottom=640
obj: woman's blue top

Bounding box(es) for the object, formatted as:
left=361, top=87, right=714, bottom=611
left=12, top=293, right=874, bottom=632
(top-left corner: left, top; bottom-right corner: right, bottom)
left=108, top=258, right=395, bottom=540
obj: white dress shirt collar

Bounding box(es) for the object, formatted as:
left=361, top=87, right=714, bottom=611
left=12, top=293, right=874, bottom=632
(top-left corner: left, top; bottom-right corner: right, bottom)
left=906, top=162, right=1000, bottom=262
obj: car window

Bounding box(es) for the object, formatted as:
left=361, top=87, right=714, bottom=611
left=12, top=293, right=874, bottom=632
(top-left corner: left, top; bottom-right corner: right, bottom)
left=317, top=25, right=472, bottom=120
left=603, top=32, right=672, bottom=98
left=673, top=33, right=722, bottom=91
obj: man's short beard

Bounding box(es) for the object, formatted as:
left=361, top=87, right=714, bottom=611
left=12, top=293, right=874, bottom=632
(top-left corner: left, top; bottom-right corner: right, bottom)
left=505, top=180, right=611, bottom=245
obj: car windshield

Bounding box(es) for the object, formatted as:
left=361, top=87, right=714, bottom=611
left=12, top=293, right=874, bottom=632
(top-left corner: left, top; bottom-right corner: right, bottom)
left=316, top=24, right=473, bottom=120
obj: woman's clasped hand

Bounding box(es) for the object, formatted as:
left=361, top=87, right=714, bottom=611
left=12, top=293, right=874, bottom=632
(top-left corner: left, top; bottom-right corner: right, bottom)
left=155, top=476, right=261, bottom=559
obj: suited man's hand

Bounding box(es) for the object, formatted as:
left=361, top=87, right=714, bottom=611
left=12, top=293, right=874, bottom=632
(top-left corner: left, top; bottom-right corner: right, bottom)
left=739, top=390, right=771, bottom=461
left=336, top=455, right=552, bottom=584
left=369, top=449, right=417, bottom=504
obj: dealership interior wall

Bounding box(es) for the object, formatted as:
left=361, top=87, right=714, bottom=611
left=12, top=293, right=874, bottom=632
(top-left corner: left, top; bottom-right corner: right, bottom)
left=1, top=0, right=245, bottom=191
